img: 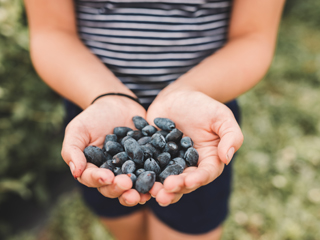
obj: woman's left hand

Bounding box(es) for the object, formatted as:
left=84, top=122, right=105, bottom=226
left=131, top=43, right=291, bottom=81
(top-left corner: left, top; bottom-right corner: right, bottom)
left=147, top=88, right=243, bottom=206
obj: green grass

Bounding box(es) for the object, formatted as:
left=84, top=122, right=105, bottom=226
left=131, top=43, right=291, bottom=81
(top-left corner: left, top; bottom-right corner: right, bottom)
left=5, top=5, right=320, bottom=240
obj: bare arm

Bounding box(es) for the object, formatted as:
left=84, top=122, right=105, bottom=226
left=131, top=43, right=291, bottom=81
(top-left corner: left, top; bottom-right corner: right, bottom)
left=164, top=0, right=286, bottom=103
left=24, top=0, right=135, bottom=109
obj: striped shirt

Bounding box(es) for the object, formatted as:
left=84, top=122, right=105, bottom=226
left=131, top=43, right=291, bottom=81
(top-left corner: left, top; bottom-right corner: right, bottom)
left=75, top=0, right=232, bottom=104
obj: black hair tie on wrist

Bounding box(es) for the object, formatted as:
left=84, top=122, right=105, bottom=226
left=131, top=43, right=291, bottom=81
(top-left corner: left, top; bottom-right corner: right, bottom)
left=91, top=93, right=142, bottom=106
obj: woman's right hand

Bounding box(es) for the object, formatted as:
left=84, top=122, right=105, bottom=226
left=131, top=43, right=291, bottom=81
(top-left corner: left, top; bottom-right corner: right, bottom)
left=61, top=96, right=151, bottom=206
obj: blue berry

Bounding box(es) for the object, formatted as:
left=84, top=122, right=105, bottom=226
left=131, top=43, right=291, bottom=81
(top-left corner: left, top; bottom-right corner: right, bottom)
left=113, top=167, right=123, bottom=176
left=150, top=133, right=166, bottom=149
left=113, top=127, right=132, bottom=138
left=123, top=138, right=144, bottom=166
left=177, top=149, right=186, bottom=159
left=157, top=130, right=169, bottom=138
left=165, top=128, right=183, bottom=143
left=163, top=141, right=179, bottom=157
left=138, top=136, right=152, bottom=145
left=172, top=157, right=186, bottom=169
left=180, top=137, right=193, bottom=149
left=122, top=160, right=136, bottom=174
left=184, top=147, right=199, bottom=166
left=142, top=125, right=157, bottom=136
left=84, top=146, right=107, bottom=167
left=135, top=171, right=156, bottom=193
left=100, top=160, right=115, bottom=171
left=141, top=143, right=156, bottom=159
left=144, top=158, right=161, bottom=176
left=104, top=134, right=117, bottom=144
left=104, top=141, right=124, bottom=156
left=159, top=164, right=184, bottom=183
left=157, top=152, right=171, bottom=169
left=132, top=116, right=149, bottom=130
left=135, top=168, right=146, bottom=177
left=154, top=118, right=175, bottom=131
left=120, top=136, right=132, bottom=146
left=127, top=130, right=143, bottom=140
left=127, top=173, right=137, bottom=185
left=112, top=152, right=128, bottom=166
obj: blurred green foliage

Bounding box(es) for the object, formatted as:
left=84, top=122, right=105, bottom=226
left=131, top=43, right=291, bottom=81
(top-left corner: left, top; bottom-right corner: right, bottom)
left=1, top=0, right=320, bottom=240
left=0, top=0, right=64, bottom=208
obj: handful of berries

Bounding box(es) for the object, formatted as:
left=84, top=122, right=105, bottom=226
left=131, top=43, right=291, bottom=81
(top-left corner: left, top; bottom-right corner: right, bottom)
left=83, top=116, right=199, bottom=193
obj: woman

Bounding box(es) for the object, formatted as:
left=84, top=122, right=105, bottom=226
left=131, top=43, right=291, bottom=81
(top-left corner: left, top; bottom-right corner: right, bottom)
left=24, top=0, right=285, bottom=239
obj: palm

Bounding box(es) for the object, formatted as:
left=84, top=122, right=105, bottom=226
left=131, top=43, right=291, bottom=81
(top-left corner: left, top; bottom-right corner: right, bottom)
left=62, top=97, right=150, bottom=206
left=147, top=90, right=243, bottom=205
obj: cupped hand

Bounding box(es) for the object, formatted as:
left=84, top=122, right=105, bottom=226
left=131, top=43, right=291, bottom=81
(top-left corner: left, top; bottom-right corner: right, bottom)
left=146, top=89, right=243, bottom=206
left=61, top=96, right=150, bottom=206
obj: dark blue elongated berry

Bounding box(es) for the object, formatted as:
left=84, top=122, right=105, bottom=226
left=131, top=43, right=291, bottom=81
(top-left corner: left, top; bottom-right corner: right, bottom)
left=104, top=141, right=124, bottom=156
left=144, top=158, right=161, bottom=176
left=120, top=136, right=132, bottom=146
left=135, top=171, right=156, bottom=193
left=122, top=160, right=136, bottom=174
left=113, top=167, right=123, bottom=176
left=154, top=118, right=175, bottom=131
left=157, top=152, right=171, bottom=169
left=104, top=134, right=117, bottom=144
left=113, top=127, right=132, bottom=138
left=135, top=168, right=146, bottom=177
left=159, top=164, right=184, bottom=183
left=103, top=151, right=113, bottom=160
left=141, top=143, right=156, bottom=159
left=163, top=141, right=179, bottom=157
left=153, top=148, right=162, bottom=159
left=142, top=125, right=157, bottom=136
left=112, top=152, right=128, bottom=166
left=100, top=160, right=115, bottom=171
left=150, top=133, right=166, bottom=149
left=184, top=147, right=199, bottom=166
left=165, top=128, right=183, bottom=143
left=177, top=149, right=186, bottom=159
left=127, top=173, right=137, bottom=185
left=138, top=136, right=152, bottom=145
left=157, top=130, right=169, bottom=138
left=180, top=137, right=193, bottom=149
left=172, top=157, right=186, bottom=169
left=84, top=146, right=107, bottom=167
left=127, top=130, right=143, bottom=140
left=132, top=116, right=149, bottom=130
left=123, top=138, right=144, bottom=166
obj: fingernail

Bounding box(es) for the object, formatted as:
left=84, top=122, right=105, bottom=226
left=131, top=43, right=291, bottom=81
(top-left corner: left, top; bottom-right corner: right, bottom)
left=159, top=203, right=169, bottom=207
left=226, top=147, right=235, bottom=165
left=69, top=162, right=75, bottom=176
left=151, top=194, right=156, bottom=198
left=139, top=201, right=146, bottom=205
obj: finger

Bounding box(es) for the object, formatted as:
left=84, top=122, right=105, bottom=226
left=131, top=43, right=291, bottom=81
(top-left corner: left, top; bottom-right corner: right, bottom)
left=156, top=189, right=183, bottom=207
left=184, top=157, right=224, bottom=189
left=212, top=109, right=244, bottom=165
left=163, top=174, right=185, bottom=193
left=98, top=174, right=132, bottom=198
left=139, top=193, right=151, bottom=204
left=118, top=189, right=141, bottom=206
left=61, top=121, right=89, bottom=178
left=77, top=163, right=114, bottom=187
left=149, top=181, right=163, bottom=198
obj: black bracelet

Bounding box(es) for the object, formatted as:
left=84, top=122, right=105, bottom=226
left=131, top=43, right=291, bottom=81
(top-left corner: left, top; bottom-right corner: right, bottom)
left=91, top=93, right=142, bottom=106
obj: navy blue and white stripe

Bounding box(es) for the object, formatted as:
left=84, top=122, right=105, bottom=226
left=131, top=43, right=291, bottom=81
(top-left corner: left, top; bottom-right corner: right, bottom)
left=75, top=0, right=232, bottom=104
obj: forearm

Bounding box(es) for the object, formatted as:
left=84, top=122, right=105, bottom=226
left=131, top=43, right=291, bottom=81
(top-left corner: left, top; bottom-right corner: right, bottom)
left=168, top=33, right=275, bottom=103
left=30, top=30, right=134, bottom=109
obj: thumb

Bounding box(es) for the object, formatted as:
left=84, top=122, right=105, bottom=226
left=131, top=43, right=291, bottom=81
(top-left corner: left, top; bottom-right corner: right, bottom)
left=61, top=121, right=89, bottom=178
left=213, top=111, right=244, bottom=165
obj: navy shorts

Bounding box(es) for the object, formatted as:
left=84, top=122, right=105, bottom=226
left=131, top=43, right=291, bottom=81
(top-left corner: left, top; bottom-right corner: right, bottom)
left=64, top=99, right=240, bottom=234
